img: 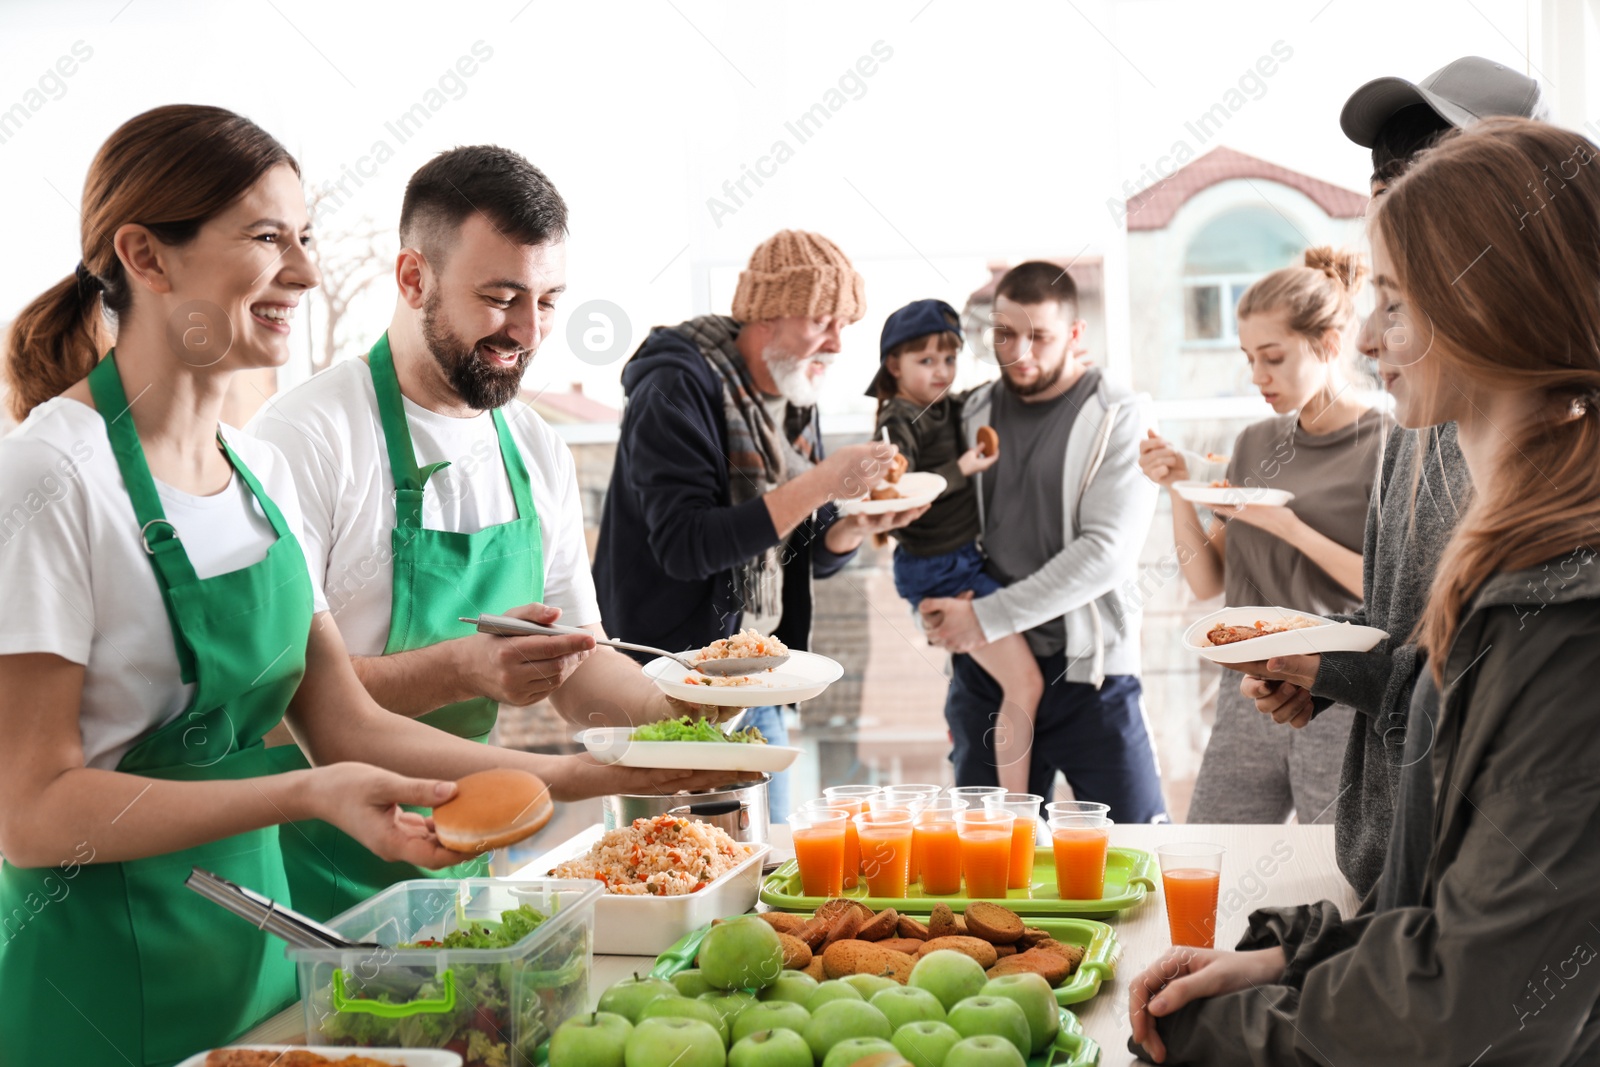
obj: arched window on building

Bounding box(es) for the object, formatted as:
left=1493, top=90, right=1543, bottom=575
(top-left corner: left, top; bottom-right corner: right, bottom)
left=1181, top=206, right=1304, bottom=344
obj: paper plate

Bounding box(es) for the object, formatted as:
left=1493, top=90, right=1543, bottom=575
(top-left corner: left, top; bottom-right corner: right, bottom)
left=577, top=727, right=802, bottom=771
left=837, top=470, right=947, bottom=515
left=177, top=1049, right=461, bottom=1067
left=1173, top=480, right=1294, bottom=508
left=1185, top=605, right=1388, bottom=664
left=642, top=649, right=844, bottom=707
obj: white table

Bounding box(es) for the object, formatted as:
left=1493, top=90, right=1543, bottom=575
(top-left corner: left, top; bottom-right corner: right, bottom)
left=243, top=821, right=1357, bottom=1062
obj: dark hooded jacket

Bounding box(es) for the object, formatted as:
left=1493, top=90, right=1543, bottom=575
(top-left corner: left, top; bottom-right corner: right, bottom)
left=593, top=321, right=853, bottom=657
left=1135, top=555, right=1600, bottom=1065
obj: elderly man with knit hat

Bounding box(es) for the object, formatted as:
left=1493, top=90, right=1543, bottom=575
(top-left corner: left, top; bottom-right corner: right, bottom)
left=595, top=230, right=925, bottom=821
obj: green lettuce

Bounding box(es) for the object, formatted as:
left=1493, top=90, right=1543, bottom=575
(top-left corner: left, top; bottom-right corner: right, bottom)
left=630, top=715, right=767, bottom=744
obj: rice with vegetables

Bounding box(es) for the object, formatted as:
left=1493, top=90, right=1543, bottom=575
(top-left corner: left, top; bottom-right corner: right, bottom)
left=694, top=629, right=788, bottom=661
left=549, top=815, right=753, bottom=895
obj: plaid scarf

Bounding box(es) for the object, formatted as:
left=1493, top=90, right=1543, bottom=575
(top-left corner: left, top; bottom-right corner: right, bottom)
left=673, top=314, right=816, bottom=622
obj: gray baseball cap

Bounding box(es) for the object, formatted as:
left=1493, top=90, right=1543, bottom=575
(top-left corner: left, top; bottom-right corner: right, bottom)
left=1340, top=56, right=1548, bottom=148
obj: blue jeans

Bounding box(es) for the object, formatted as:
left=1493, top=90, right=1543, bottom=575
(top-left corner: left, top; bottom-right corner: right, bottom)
left=893, top=541, right=1003, bottom=605
left=744, top=704, right=790, bottom=824
left=944, top=652, right=1169, bottom=824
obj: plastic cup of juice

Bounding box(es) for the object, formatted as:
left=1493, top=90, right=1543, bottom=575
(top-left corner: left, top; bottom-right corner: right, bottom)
left=854, top=809, right=915, bottom=898
left=915, top=798, right=967, bottom=896
left=812, top=792, right=876, bottom=890
left=1157, top=842, right=1225, bottom=948
left=1044, top=800, right=1109, bottom=820
left=982, top=793, right=1044, bottom=890
left=789, top=808, right=848, bottom=898
left=871, top=791, right=930, bottom=883
left=955, top=807, right=1015, bottom=900
left=1049, top=812, right=1113, bottom=900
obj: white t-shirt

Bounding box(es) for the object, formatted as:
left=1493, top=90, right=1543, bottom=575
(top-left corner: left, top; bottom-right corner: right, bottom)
left=245, top=358, right=600, bottom=656
left=0, top=398, right=327, bottom=770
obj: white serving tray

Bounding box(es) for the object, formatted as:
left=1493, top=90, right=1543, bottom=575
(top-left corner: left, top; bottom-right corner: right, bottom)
left=177, top=1047, right=461, bottom=1067
left=526, top=824, right=771, bottom=954
left=1173, top=480, right=1294, bottom=508
left=643, top=649, right=843, bottom=707
left=577, top=727, right=801, bottom=772
left=837, top=470, right=947, bottom=515
left=1184, top=605, right=1388, bottom=665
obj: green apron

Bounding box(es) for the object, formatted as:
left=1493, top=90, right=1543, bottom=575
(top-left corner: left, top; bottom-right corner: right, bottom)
left=0, top=352, right=315, bottom=1066
left=279, top=332, right=545, bottom=921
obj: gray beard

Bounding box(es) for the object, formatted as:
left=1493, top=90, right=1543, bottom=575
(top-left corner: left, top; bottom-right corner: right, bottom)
left=764, top=347, right=827, bottom=407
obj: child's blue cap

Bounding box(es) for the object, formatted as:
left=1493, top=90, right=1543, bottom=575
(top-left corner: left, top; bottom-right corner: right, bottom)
left=866, top=298, right=963, bottom=397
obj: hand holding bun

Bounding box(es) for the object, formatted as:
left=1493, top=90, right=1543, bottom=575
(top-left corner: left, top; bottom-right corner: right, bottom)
left=431, top=768, right=553, bottom=854
left=976, top=425, right=1000, bottom=459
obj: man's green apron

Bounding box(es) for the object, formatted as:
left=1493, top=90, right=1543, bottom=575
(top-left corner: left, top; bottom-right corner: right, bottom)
left=0, top=352, right=314, bottom=1066
left=279, top=333, right=545, bottom=921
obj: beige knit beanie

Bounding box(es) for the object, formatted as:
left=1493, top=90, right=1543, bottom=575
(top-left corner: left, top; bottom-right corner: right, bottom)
left=730, top=230, right=866, bottom=324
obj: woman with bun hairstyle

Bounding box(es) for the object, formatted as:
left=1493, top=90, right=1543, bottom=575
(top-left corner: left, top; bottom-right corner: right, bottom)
left=1128, top=117, right=1600, bottom=1066
left=1140, top=248, right=1391, bottom=824
left=0, top=105, right=745, bottom=1065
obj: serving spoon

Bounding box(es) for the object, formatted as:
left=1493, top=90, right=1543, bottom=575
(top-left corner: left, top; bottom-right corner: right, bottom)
left=460, top=614, right=791, bottom=676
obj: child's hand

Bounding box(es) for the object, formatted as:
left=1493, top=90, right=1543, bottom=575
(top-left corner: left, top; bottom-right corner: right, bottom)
left=958, top=446, right=998, bottom=477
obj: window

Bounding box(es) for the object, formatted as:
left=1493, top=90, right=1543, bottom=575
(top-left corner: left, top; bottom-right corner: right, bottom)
left=1181, top=206, right=1305, bottom=345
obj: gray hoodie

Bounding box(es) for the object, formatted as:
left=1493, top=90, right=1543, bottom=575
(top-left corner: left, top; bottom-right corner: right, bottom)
left=1138, top=552, right=1600, bottom=1066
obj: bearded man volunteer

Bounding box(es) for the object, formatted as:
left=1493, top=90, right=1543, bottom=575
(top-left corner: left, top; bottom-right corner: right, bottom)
left=250, top=146, right=722, bottom=919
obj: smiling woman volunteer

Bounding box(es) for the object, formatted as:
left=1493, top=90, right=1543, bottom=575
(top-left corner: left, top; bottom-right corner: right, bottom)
left=0, top=105, right=744, bottom=1067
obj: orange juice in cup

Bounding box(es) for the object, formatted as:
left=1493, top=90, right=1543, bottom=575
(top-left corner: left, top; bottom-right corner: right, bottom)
left=1049, top=813, right=1112, bottom=899
left=854, top=809, right=915, bottom=897
left=789, top=808, right=848, bottom=897
left=873, top=789, right=933, bottom=884
left=1158, top=843, right=1225, bottom=948
left=983, top=793, right=1044, bottom=891
left=915, top=798, right=966, bottom=895
left=821, top=786, right=881, bottom=890
left=955, top=808, right=1014, bottom=899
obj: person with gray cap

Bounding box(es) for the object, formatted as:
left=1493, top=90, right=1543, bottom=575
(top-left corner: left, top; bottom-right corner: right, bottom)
left=1230, top=58, right=1544, bottom=898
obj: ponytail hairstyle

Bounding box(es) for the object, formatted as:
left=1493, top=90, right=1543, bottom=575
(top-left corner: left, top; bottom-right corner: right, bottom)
left=1372, top=117, right=1600, bottom=680
left=1235, top=245, right=1369, bottom=360
left=4, top=105, right=298, bottom=421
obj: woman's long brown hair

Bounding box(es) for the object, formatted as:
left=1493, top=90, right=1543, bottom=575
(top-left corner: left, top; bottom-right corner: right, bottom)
left=1374, top=117, right=1600, bottom=680
left=3, top=105, right=298, bottom=421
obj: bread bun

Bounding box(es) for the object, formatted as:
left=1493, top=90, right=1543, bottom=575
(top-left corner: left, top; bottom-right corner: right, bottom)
left=432, top=768, right=553, bottom=854
left=976, top=425, right=1000, bottom=459
left=885, top=452, right=909, bottom=483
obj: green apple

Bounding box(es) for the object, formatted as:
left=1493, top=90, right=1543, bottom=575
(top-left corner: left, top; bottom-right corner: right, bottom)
left=870, top=985, right=947, bottom=1029
left=892, top=1019, right=964, bottom=1067
left=625, top=1016, right=727, bottom=1067
left=700, top=990, right=759, bottom=1032
left=639, top=994, right=731, bottom=1045
left=941, top=1035, right=1025, bottom=1067
left=946, top=996, right=1030, bottom=1059
left=801, top=999, right=893, bottom=1061
left=727, top=1028, right=814, bottom=1067
left=730, top=1000, right=811, bottom=1044
left=599, top=972, right=678, bottom=1023
left=981, top=973, right=1059, bottom=1054
left=908, top=950, right=987, bottom=1012
left=700, top=915, right=786, bottom=991
left=821, top=1037, right=898, bottom=1067
left=804, top=979, right=865, bottom=1014
left=841, top=973, right=900, bottom=1000
left=549, top=1010, right=632, bottom=1067
left=674, top=968, right=719, bottom=999
left=759, top=972, right=819, bottom=1004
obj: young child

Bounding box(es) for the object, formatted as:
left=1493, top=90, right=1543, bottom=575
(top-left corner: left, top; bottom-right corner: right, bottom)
left=865, top=299, right=1044, bottom=794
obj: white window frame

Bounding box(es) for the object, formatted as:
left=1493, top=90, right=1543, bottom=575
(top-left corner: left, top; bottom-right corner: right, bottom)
left=1181, top=272, right=1261, bottom=348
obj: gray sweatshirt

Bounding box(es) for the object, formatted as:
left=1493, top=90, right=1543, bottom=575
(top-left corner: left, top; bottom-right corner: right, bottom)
left=1310, top=422, right=1472, bottom=896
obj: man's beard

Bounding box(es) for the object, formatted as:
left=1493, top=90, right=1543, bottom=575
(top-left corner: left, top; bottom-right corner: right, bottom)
left=421, top=290, right=531, bottom=410
left=1003, top=356, right=1065, bottom=398
left=764, top=345, right=830, bottom=407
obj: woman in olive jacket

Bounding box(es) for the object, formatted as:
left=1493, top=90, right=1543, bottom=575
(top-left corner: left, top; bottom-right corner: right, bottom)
left=1128, top=117, right=1600, bottom=1066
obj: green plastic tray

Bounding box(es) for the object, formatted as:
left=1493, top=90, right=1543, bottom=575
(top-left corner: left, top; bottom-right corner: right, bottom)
left=651, top=914, right=1117, bottom=1010
left=759, top=846, right=1156, bottom=917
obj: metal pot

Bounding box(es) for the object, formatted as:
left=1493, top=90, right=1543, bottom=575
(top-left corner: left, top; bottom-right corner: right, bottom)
left=601, top=773, right=771, bottom=845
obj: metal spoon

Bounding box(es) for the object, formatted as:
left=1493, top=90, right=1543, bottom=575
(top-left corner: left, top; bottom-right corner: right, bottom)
left=460, top=614, right=790, bottom=676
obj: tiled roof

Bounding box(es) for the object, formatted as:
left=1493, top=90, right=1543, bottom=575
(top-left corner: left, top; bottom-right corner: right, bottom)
left=1124, top=146, right=1367, bottom=231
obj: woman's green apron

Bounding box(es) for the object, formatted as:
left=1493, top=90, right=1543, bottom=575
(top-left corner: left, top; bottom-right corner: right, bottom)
left=0, top=352, right=315, bottom=1066
left=278, top=333, right=544, bottom=921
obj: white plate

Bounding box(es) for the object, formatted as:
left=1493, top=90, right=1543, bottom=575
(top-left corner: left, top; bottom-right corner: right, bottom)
left=1184, top=605, right=1389, bottom=664
left=522, top=825, right=772, bottom=954
left=577, top=727, right=802, bottom=771
left=177, top=1047, right=461, bottom=1067
left=1173, top=480, right=1295, bottom=508
left=837, top=470, right=947, bottom=515
left=643, top=649, right=844, bottom=707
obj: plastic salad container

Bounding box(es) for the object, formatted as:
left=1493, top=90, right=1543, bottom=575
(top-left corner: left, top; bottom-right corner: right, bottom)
left=288, top=878, right=600, bottom=1067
